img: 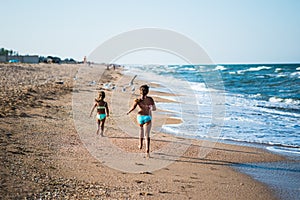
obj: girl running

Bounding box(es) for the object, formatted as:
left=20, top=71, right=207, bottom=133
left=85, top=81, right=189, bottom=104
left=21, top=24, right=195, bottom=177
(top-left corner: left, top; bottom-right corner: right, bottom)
left=90, top=91, right=109, bottom=136
left=127, top=85, right=156, bottom=158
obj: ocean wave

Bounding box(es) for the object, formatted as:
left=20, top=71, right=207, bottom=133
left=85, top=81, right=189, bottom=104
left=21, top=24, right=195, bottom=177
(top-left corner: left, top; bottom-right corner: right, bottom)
left=189, top=82, right=209, bottom=92
left=248, top=66, right=272, bottom=71
left=217, top=137, right=300, bottom=149
left=177, top=66, right=196, bottom=71
left=276, top=73, right=287, bottom=78
left=249, top=93, right=262, bottom=98
left=161, top=124, right=181, bottom=134
left=275, top=68, right=283, bottom=72
left=236, top=66, right=272, bottom=74
left=214, top=65, right=227, bottom=71
left=223, top=116, right=265, bottom=124
left=290, top=71, right=300, bottom=78
left=266, top=146, right=300, bottom=154
left=162, top=123, right=300, bottom=149
left=160, top=116, right=300, bottom=152
left=255, top=104, right=300, bottom=118
left=269, top=97, right=300, bottom=105
left=269, top=96, right=284, bottom=103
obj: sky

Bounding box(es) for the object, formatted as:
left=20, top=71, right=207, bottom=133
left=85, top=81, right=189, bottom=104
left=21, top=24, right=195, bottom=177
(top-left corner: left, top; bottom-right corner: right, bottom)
left=1, top=0, right=300, bottom=64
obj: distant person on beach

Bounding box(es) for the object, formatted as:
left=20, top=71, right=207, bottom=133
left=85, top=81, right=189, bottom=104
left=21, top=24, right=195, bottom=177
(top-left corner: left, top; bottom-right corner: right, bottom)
left=90, top=91, right=109, bottom=136
left=127, top=85, right=156, bottom=158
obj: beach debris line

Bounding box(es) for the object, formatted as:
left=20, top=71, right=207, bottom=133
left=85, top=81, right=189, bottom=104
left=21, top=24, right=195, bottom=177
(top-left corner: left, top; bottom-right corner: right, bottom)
left=98, top=75, right=137, bottom=92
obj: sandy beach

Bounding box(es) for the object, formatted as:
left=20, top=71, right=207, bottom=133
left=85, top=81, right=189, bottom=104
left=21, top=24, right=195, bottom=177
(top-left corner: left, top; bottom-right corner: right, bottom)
left=0, top=63, right=288, bottom=199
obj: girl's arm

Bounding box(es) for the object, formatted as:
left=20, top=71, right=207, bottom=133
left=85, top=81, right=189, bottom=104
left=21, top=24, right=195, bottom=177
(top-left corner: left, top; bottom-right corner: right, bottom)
left=151, top=104, right=156, bottom=111
left=149, top=97, right=156, bottom=111
left=90, top=103, right=97, bottom=117
left=105, top=102, right=110, bottom=117
left=127, top=100, right=138, bottom=115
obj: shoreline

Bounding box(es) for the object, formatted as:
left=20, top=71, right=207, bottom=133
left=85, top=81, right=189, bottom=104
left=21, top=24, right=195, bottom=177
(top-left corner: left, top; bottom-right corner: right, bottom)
left=123, top=67, right=298, bottom=160
left=118, top=65, right=300, bottom=199
left=0, top=63, right=293, bottom=199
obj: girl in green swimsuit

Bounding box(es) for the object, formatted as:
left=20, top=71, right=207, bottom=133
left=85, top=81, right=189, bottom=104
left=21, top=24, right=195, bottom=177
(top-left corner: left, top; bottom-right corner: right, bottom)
left=90, top=91, right=109, bottom=136
left=127, top=85, right=156, bottom=158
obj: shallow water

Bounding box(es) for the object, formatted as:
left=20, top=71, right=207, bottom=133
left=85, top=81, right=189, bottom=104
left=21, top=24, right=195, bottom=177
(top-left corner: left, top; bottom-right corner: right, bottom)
left=233, top=161, right=300, bottom=200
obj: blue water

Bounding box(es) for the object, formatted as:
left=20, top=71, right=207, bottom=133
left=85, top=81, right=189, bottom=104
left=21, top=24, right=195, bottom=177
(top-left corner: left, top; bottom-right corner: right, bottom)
left=124, top=64, right=300, bottom=157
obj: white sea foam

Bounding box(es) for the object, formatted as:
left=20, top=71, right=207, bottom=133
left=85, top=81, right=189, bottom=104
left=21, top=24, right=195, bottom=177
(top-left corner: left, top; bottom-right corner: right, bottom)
left=254, top=104, right=300, bottom=118
left=290, top=71, right=300, bottom=78
left=178, top=67, right=196, bottom=71
left=269, top=96, right=283, bottom=103
left=249, top=66, right=272, bottom=71
left=161, top=126, right=179, bottom=134
left=276, top=73, right=287, bottom=78
left=266, top=146, right=300, bottom=155
left=223, top=116, right=265, bottom=124
left=236, top=70, right=244, bottom=74
left=275, top=68, right=282, bottom=72
left=284, top=98, right=295, bottom=104
left=237, top=66, right=272, bottom=74
left=189, top=82, right=209, bottom=92
left=268, top=96, right=300, bottom=105
left=249, top=93, right=261, bottom=98
left=195, top=65, right=210, bottom=72
left=214, top=65, right=227, bottom=71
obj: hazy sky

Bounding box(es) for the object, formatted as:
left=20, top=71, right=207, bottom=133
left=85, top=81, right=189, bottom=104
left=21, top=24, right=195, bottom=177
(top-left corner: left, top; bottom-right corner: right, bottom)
left=1, top=0, right=299, bottom=64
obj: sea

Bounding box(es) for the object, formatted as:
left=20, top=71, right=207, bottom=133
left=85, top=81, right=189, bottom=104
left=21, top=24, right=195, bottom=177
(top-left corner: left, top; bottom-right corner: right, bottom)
left=123, top=63, right=300, bottom=159
left=122, top=63, right=300, bottom=199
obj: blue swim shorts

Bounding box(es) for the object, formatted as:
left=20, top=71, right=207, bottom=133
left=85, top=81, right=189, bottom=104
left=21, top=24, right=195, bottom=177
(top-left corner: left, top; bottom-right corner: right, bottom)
left=137, top=115, right=152, bottom=125
left=97, top=113, right=106, bottom=120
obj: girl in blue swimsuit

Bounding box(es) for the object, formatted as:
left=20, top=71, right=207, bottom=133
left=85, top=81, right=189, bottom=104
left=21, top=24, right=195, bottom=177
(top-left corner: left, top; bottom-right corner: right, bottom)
left=90, top=91, right=109, bottom=136
left=127, top=85, right=156, bottom=158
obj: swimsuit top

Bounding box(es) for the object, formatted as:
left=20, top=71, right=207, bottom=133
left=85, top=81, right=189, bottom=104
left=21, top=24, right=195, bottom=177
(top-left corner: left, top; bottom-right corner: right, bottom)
left=97, top=102, right=107, bottom=110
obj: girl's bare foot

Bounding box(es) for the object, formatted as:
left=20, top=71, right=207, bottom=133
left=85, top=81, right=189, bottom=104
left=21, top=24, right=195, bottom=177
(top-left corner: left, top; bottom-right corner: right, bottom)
left=146, top=152, right=150, bottom=158
left=138, top=138, right=143, bottom=149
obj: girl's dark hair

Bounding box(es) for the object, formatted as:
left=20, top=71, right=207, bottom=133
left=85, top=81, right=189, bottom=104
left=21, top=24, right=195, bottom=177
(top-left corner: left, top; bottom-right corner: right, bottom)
left=96, top=91, right=105, bottom=101
left=140, top=85, right=149, bottom=94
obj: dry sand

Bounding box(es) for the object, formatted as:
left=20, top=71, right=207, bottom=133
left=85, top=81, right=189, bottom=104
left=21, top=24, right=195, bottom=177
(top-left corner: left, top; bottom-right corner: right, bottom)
left=0, top=63, right=286, bottom=199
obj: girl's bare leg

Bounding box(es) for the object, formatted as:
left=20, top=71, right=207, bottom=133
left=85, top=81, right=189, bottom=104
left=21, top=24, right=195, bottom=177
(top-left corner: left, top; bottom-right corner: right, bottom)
left=100, top=118, right=106, bottom=136
left=96, top=120, right=100, bottom=135
left=145, top=122, right=152, bottom=158
left=139, top=126, right=144, bottom=149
